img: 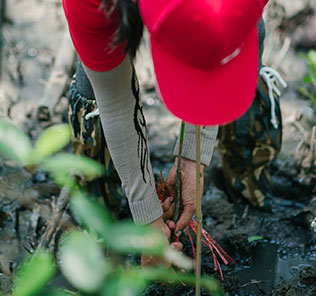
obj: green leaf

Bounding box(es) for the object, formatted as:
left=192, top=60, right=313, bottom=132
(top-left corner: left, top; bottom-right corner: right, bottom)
left=70, top=192, right=112, bottom=234
left=0, top=118, right=33, bottom=164
left=101, top=273, right=147, bottom=296
left=303, top=76, right=311, bottom=84
left=164, top=247, right=193, bottom=270
left=59, top=230, right=109, bottom=293
left=49, top=172, right=77, bottom=191
left=38, top=289, right=77, bottom=296
left=34, top=124, right=71, bottom=158
left=307, top=50, right=316, bottom=65
left=13, top=250, right=56, bottom=296
left=299, top=52, right=308, bottom=60
left=135, top=267, right=224, bottom=296
left=299, top=87, right=313, bottom=100
left=41, top=153, right=104, bottom=178
left=105, top=223, right=167, bottom=255
left=248, top=235, right=264, bottom=243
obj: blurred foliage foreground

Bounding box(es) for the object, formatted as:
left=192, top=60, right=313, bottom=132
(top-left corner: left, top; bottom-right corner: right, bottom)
left=0, top=119, right=223, bottom=296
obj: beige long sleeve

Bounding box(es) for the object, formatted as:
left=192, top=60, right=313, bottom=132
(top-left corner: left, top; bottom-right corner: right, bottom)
left=83, top=57, right=163, bottom=224
left=174, top=124, right=218, bottom=165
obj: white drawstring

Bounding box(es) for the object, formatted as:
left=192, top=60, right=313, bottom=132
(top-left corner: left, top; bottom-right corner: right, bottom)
left=259, top=66, right=287, bottom=129
left=85, top=108, right=100, bottom=120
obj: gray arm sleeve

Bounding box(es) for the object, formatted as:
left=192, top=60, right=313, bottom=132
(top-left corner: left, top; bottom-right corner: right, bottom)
left=82, top=57, right=163, bottom=224
left=173, top=124, right=218, bottom=166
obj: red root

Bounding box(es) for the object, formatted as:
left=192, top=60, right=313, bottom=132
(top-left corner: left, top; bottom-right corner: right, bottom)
left=156, top=173, right=234, bottom=280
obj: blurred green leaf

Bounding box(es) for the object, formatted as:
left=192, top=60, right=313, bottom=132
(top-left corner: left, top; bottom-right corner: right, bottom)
left=248, top=236, right=264, bottom=243
left=101, top=273, right=147, bottom=296
left=0, top=118, right=33, bottom=164
left=303, top=76, right=311, bottom=84
left=308, top=50, right=316, bottom=65
left=71, top=192, right=167, bottom=255
left=38, top=289, right=77, bottom=296
left=299, top=52, right=308, bottom=59
left=49, top=171, right=77, bottom=191
left=106, top=222, right=166, bottom=256
left=13, top=250, right=56, bottom=296
left=136, top=267, right=224, bottom=296
left=59, top=230, right=109, bottom=293
left=41, top=153, right=104, bottom=178
left=299, top=87, right=313, bottom=100
left=164, top=247, right=193, bottom=270
left=34, top=124, right=71, bottom=159
left=70, top=192, right=112, bottom=234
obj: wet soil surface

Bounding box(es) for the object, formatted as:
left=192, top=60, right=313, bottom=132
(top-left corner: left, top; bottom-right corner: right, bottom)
left=1, top=0, right=316, bottom=295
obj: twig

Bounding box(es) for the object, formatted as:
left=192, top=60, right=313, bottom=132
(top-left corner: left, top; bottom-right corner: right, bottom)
left=271, top=36, right=291, bottom=70
left=239, top=279, right=268, bottom=288
left=241, top=205, right=249, bottom=221
left=37, top=188, right=69, bottom=249
left=173, top=121, right=185, bottom=225
left=307, top=125, right=316, bottom=169
left=195, top=125, right=202, bottom=296
left=165, top=121, right=185, bottom=296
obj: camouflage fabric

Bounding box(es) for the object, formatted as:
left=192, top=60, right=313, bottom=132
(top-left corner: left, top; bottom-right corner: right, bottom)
left=216, top=74, right=282, bottom=208
left=68, top=75, right=125, bottom=218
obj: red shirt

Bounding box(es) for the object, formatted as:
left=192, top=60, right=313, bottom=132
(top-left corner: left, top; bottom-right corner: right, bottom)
left=63, top=0, right=126, bottom=71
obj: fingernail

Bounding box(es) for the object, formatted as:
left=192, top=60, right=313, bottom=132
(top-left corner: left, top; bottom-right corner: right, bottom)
left=176, top=231, right=182, bottom=237
left=171, top=245, right=175, bottom=249
left=169, top=196, right=174, bottom=203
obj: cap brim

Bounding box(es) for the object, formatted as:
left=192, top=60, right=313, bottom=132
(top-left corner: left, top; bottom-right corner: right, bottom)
left=150, top=27, right=259, bottom=125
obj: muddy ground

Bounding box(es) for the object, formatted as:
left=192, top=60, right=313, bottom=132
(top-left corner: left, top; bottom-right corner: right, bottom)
left=0, top=0, right=316, bottom=295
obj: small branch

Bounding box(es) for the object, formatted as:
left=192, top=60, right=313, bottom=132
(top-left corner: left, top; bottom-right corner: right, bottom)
left=195, top=125, right=202, bottom=296
left=239, top=279, right=268, bottom=288
left=173, top=121, right=185, bottom=224
left=307, top=125, right=316, bottom=170
left=241, top=205, right=249, bottom=221
left=37, top=188, right=70, bottom=249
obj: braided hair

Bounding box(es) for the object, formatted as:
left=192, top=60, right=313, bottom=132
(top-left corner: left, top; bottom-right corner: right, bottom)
left=103, top=0, right=144, bottom=58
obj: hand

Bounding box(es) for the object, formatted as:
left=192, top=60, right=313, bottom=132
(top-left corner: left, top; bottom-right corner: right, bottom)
left=160, top=195, right=175, bottom=220
left=166, top=157, right=205, bottom=237
left=141, top=216, right=182, bottom=267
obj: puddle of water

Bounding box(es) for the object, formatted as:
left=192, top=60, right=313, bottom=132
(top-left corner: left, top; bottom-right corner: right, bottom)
left=235, top=243, right=316, bottom=294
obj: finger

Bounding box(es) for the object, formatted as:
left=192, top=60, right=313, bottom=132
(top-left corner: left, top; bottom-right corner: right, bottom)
left=166, top=168, right=176, bottom=195
left=166, top=167, right=176, bottom=185
left=171, top=241, right=183, bottom=251
left=175, top=207, right=195, bottom=236
left=166, top=219, right=176, bottom=230
left=162, top=203, right=175, bottom=220
left=160, top=196, right=174, bottom=212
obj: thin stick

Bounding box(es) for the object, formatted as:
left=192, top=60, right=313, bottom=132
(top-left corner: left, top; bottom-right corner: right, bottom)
left=308, top=125, right=315, bottom=169
left=37, top=187, right=69, bottom=249
left=195, top=125, right=202, bottom=296
left=166, top=121, right=185, bottom=296
left=173, top=121, right=185, bottom=226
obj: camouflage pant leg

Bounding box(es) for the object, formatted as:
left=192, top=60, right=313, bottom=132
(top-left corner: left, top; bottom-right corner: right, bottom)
left=68, top=76, right=124, bottom=218
left=216, top=76, right=282, bottom=208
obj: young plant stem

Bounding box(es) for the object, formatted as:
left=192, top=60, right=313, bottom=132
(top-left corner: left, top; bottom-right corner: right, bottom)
left=166, top=121, right=185, bottom=295
left=173, top=121, right=185, bottom=223
left=195, top=125, right=202, bottom=296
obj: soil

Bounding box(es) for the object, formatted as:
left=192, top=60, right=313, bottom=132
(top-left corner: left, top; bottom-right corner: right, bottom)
left=0, top=0, right=316, bottom=295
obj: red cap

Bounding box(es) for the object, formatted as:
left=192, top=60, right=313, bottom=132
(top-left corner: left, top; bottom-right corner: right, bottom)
left=139, top=0, right=269, bottom=125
